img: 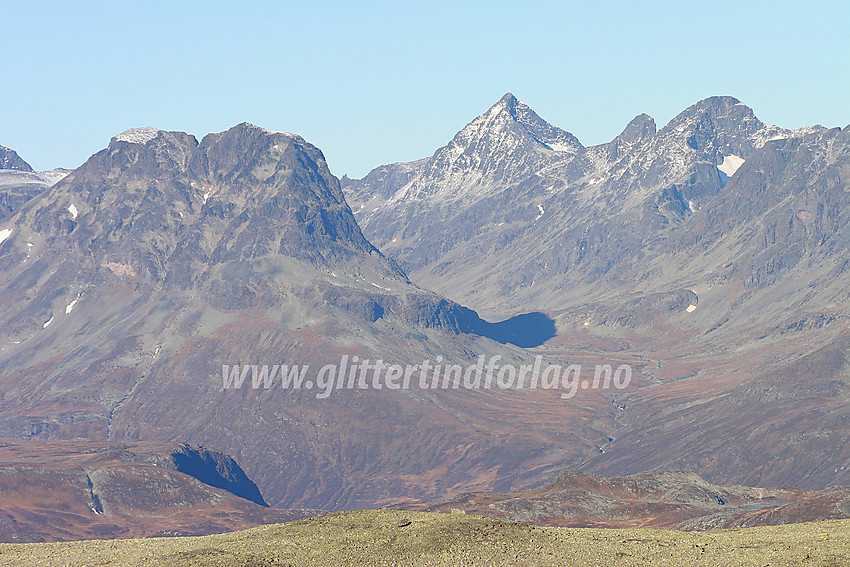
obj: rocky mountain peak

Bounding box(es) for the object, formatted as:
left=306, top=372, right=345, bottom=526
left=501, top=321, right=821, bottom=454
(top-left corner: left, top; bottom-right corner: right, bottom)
left=476, top=93, right=583, bottom=153
left=195, top=123, right=329, bottom=190
left=599, top=113, right=658, bottom=161
left=403, top=94, right=584, bottom=201
left=658, top=96, right=769, bottom=156
left=0, top=145, right=34, bottom=172
left=6, top=123, right=396, bottom=296
left=670, top=95, right=749, bottom=121
left=617, top=113, right=657, bottom=145
left=493, top=91, right=519, bottom=109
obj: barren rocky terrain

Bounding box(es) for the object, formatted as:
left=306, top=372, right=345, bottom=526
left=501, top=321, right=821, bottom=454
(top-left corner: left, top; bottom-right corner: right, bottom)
left=405, top=469, right=850, bottom=530
left=1, top=510, right=848, bottom=566
left=0, top=438, right=314, bottom=542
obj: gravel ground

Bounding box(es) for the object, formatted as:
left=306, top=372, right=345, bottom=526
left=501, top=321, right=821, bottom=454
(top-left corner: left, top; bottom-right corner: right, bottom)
left=0, top=509, right=848, bottom=566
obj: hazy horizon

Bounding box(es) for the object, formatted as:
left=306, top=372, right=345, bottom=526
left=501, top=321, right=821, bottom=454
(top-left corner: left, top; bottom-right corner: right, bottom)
left=3, top=1, right=848, bottom=178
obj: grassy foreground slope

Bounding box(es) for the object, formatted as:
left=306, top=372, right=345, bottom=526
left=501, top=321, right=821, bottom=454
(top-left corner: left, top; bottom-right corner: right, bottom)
left=0, top=510, right=848, bottom=567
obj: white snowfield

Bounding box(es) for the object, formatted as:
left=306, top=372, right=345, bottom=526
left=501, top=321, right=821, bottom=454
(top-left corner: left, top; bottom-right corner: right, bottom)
left=68, top=204, right=78, bottom=220
left=0, top=168, right=69, bottom=188
left=65, top=299, right=79, bottom=314
left=717, top=154, right=746, bottom=177
left=39, top=169, right=71, bottom=186
left=114, top=127, right=161, bottom=145
left=0, top=228, right=11, bottom=245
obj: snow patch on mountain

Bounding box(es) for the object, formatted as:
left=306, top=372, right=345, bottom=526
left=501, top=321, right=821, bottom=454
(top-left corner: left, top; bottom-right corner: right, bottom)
left=0, top=169, right=68, bottom=189
left=718, top=154, right=745, bottom=177
left=68, top=204, right=78, bottom=220
left=547, top=142, right=579, bottom=152
left=535, top=204, right=545, bottom=221
left=65, top=299, right=78, bottom=314
left=114, top=127, right=161, bottom=145
left=0, top=228, right=11, bottom=245
left=39, top=169, right=71, bottom=186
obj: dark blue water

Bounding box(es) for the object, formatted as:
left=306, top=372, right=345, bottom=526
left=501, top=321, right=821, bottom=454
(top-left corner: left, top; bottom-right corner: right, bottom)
left=474, top=311, right=556, bottom=348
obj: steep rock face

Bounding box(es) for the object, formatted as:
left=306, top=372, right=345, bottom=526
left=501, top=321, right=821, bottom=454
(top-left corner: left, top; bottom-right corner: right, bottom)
left=44, top=124, right=394, bottom=284
left=418, top=92, right=582, bottom=196
left=344, top=94, right=593, bottom=273
left=0, top=124, right=481, bottom=330
left=592, top=113, right=657, bottom=163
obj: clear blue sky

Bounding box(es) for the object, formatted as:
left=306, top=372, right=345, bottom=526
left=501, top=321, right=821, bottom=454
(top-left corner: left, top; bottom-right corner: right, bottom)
left=2, top=1, right=848, bottom=178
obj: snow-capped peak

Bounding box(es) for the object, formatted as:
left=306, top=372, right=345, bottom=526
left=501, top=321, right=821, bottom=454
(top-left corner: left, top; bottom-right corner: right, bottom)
left=451, top=93, right=582, bottom=158
left=113, top=127, right=161, bottom=145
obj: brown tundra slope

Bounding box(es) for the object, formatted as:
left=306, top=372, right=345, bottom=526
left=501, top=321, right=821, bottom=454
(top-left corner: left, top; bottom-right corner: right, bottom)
left=404, top=469, right=850, bottom=530
left=0, top=438, right=315, bottom=542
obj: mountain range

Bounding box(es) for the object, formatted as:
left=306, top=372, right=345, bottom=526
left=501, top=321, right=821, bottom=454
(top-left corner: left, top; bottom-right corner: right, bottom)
left=344, top=93, right=850, bottom=490
left=0, top=93, right=848, bottom=520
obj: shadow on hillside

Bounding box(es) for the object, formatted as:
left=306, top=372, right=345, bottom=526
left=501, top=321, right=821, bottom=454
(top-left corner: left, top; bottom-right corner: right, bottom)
left=474, top=312, right=556, bottom=348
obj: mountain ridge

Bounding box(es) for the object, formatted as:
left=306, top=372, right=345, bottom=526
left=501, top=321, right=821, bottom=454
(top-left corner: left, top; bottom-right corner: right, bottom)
left=344, top=93, right=839, bottom=311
